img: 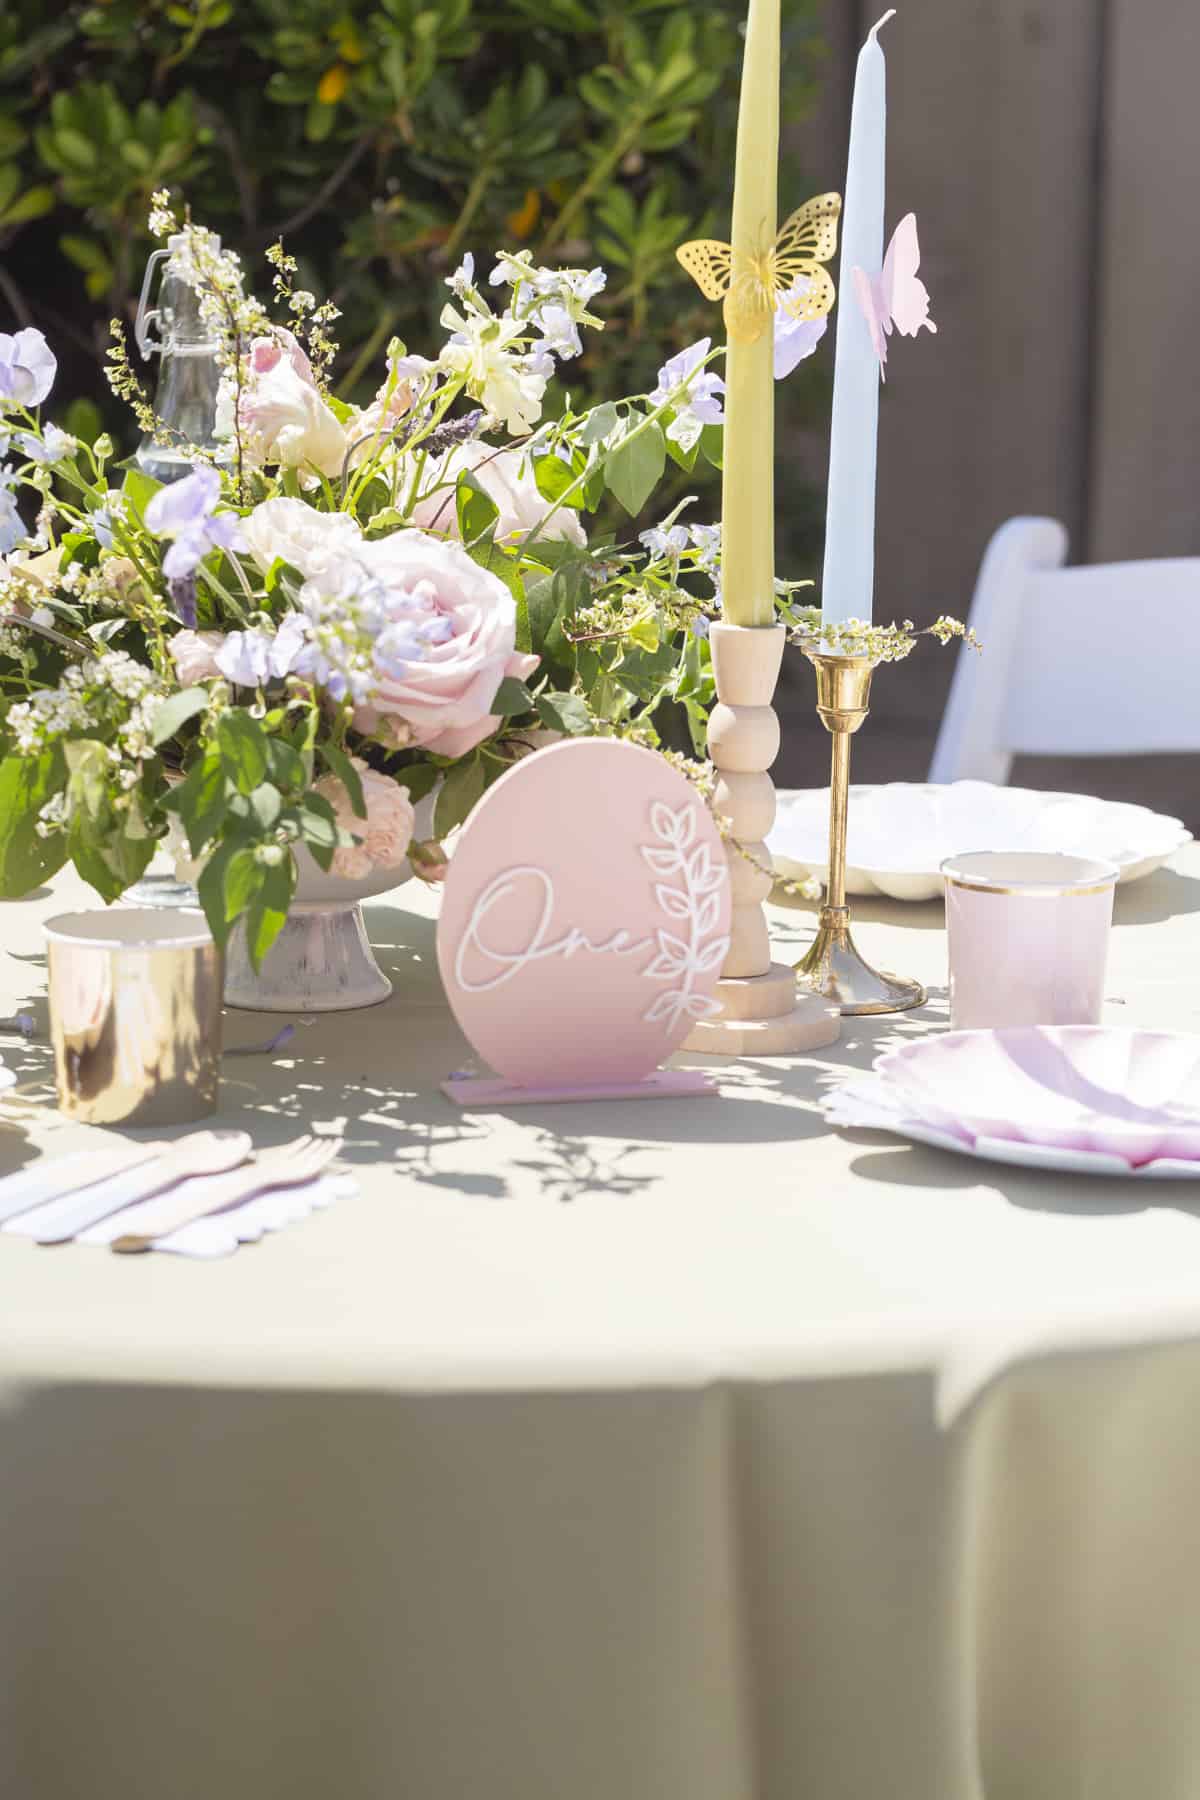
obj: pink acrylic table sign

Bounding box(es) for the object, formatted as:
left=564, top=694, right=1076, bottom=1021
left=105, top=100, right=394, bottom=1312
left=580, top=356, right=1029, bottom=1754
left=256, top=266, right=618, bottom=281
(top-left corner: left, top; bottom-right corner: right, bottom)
left=436, top=738, right=731, bottom=1106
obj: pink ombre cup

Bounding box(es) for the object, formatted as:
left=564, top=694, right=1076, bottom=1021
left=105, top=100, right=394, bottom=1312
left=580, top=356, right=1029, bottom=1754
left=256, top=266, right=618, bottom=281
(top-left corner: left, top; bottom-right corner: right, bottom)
left=941, top=851, right=1119, bottom=1030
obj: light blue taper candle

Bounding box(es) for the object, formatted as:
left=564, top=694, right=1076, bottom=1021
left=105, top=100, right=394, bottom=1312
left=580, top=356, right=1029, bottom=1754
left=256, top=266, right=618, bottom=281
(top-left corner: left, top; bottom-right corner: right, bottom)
left=821, top=10, right=894, bottom=626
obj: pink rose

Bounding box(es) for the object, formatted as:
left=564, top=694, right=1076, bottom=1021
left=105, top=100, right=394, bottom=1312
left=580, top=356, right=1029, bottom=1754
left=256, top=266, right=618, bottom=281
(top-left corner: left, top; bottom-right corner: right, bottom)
left=249, top=327, right=315, bottom=382
left=409, top=440, right=586, bottom=549
left=312, top=756, right=416, bottom=881
left=168, top=629, right=225, bottom=684
left=223, top=328, right=348, bottom=478
left=352, top=528, right=539, bottom=758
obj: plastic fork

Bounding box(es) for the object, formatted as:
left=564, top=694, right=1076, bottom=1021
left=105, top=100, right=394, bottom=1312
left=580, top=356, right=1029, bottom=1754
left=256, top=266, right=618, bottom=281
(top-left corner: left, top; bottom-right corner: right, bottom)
left=26, top=1130, right=253, bottom=1246
left=109, top=1135, right=342, bottom=1253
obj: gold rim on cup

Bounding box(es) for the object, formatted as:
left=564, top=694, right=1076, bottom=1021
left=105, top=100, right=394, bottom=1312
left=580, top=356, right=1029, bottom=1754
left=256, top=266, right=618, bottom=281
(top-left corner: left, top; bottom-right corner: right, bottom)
left=940, top=850, right=1121, bottom=899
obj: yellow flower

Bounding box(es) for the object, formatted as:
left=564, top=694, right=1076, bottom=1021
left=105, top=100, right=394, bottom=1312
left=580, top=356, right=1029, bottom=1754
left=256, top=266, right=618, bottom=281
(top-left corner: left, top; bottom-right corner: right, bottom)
left=317, top=64, right=349, bottom=106
left=506, top=188, right=541, bottom=240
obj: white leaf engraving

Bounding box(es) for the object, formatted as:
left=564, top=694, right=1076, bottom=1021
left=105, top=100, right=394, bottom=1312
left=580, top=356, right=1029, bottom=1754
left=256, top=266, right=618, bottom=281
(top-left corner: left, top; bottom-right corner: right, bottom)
left=639, top=797, right=730, bottom=1033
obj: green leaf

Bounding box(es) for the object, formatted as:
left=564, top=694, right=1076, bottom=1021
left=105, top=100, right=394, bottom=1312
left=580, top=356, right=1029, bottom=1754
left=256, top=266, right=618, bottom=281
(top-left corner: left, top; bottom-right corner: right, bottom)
left=579, top=402, right=620, bottom=447
left=197, top=837, right=240, bottom=948
left=534, top=689, right=592, bottom=735
left=62, top=739, right=154, bottom=901
left=0, top=752, right=67, bottom=896
left=121, top=466, right=164, bottom=524
left=433, top=754, right=486, bottom=838
left=318, top=741, right=366, bottom=818
left=0, top=184, right=54, bottom=227
left=394, top=762, right=440, bottom=805
left=605, top=420, right=667, bottom=516
left=222, top=844, right=265, bottom=923
left=532, top=451, right=584, bottom=508
left=467, top=540, right=529, bottom=649
left=217, top=710, right=268, bottom=794
left=161, top=747, right=227, bottom=857
left=245, top=855, right=296, bottom=970
left=294, top=790, right=344, bottom=851
left=248, top=783, right=282, bottom=831
left=700, top=423, right=724, bottom=470
left=264, top=736, right=305, bottom=791
left=455, top=469, right=500, bottom=544
left=490, top=676, right=534, bottom=716
left=150, top=686, right=209, bottom=747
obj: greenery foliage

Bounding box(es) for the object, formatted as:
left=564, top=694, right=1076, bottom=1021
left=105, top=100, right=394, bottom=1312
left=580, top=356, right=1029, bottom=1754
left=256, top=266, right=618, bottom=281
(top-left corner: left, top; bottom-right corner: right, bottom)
left=0, top=0, right=827, bottom=458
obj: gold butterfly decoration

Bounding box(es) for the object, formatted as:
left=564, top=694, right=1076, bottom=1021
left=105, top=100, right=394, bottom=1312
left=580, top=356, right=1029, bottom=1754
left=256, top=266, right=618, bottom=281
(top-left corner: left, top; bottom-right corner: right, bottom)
left=676, top=192, right=842, bottom=345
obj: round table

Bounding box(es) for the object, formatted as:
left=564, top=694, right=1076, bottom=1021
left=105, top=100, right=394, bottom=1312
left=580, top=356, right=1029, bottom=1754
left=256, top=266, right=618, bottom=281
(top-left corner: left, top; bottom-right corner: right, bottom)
left=3, top=848, right=1200, bottom=1800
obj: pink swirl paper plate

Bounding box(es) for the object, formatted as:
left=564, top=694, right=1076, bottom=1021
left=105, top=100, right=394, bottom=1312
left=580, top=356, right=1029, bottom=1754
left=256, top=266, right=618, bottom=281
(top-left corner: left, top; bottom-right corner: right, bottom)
left=824, top=1028, right=1200, bottom=1178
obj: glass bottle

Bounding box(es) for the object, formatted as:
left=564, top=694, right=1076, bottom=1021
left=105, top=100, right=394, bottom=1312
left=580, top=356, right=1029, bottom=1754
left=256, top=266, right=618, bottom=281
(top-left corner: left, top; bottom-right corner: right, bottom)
left=134, top=233, right=226, bottom=484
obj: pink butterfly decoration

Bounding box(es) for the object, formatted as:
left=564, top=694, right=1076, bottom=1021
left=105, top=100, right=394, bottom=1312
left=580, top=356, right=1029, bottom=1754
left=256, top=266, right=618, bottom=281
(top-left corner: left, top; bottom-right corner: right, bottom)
left=851, top=212, right=937, bottom=381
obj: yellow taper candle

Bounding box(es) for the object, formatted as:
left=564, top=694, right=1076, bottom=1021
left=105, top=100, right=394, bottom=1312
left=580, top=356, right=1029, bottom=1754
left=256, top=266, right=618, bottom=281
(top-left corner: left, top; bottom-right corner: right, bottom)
left=720, top=0, right=780, bottom=628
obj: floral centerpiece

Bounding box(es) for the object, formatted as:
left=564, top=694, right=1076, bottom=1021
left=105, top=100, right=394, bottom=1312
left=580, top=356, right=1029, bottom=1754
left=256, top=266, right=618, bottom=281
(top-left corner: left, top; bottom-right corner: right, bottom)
left=0, top=195, right=756, bottom=987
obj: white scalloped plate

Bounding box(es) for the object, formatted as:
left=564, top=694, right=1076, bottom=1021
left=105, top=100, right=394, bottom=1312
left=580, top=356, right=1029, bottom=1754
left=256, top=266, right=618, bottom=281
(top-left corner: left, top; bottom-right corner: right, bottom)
left=771, top=782, right=1192, bottom=902
left=824, top=1027, right=1200, bottom=1178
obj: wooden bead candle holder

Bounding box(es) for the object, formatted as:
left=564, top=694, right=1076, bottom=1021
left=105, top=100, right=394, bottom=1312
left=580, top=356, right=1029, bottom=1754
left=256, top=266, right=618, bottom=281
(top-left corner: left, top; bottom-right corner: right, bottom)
left=683, top=622, right=841, bottom=1055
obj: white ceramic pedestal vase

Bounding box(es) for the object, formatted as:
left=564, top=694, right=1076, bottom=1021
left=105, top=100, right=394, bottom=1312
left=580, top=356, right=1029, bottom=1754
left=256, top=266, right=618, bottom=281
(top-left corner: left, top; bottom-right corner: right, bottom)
left=188, top=790, right=438, bottom=1014
left=223, top=850, right=415, bottom=1012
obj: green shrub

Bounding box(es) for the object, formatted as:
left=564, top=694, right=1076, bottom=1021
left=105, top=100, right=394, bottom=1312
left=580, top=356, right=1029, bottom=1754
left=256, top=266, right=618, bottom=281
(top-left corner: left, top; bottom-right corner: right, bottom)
left=0, top=0, right=827, bottom=541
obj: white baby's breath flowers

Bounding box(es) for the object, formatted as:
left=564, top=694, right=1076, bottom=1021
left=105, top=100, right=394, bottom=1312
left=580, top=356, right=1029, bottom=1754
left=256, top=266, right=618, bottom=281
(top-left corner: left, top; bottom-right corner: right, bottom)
left=6, top=650, right=163, bottom=756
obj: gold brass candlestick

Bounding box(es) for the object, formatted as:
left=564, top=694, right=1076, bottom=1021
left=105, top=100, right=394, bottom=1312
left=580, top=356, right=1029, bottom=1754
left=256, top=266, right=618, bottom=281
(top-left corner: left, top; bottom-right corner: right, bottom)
left=794, top=645, right=926, bottom=1015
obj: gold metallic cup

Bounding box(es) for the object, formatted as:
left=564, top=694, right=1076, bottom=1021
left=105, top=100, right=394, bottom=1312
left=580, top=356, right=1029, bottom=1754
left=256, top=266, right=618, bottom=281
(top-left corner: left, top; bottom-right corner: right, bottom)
left=794, top=646, right=926, bottom=1015
left=44, top=910, right=223, bottom=1126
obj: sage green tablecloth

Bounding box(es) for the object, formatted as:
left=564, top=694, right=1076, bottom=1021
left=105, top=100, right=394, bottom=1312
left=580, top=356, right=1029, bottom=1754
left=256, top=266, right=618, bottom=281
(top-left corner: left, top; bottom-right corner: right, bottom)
left=3, top=848, right=1200, bottom=1800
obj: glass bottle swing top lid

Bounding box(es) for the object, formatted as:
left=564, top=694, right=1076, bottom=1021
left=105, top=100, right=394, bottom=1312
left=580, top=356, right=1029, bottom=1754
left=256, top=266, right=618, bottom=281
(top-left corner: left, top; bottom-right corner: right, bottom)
left=135, top=231, right=223, bottom=358
left=134, top=233, right=226, bottom=481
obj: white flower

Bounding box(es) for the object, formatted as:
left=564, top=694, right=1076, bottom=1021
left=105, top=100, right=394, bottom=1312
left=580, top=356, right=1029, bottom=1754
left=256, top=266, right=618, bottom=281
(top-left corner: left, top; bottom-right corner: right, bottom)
left=407, top=440, right=586, bottom=548
left=438, top=305, right=546, bottom=436
left=240, top=496, right=363, bottom=581
left=489, top=249, right=537, bottom=289
left=444, top=253, right=477, bottom=300
left=537, top=303, right=582, bottom=361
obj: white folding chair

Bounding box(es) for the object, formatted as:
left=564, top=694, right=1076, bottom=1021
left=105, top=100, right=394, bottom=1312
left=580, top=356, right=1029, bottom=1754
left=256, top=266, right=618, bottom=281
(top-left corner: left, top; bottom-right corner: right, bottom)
left=929, top=517, right=1200, bottom=785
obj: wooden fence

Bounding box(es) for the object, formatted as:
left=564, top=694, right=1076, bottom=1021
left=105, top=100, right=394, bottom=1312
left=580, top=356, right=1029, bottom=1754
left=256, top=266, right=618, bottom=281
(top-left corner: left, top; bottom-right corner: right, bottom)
left=775, top=0, right=1199, bottom=801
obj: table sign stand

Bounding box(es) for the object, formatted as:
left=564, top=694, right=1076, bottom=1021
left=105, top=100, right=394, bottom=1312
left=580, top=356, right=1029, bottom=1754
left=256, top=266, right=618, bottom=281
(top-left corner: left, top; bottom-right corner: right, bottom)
left=441, top=1070, right=714, bottom=1109
left=795, top=644, right=926, bottom=1015
left=683, top=622, right=841, bottom=1055
left=436, top=738, right=738, bottom=1108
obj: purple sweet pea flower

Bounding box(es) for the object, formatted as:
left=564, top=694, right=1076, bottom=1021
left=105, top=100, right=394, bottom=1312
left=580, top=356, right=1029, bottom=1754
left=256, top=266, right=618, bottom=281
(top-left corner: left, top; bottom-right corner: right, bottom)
left=650, top=337, right=725, bottom=452
left=168, top=574, right=198, bottom=630
left=15, top=423, right=76, bottom=467
left=774, top=279, right=828, bottom=380
left=650, top=337, right=725, bottom=421
left=215, top=627, right=274, bottom=688
left=0, top=486, right=24, bottom=555
left=92, top=493, right=122, bottom=549
left=144, top=464, right=245, bottom=580
left=0, top=329, right=57, bottom=409
left=215, top=611, right=311, bottom=688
